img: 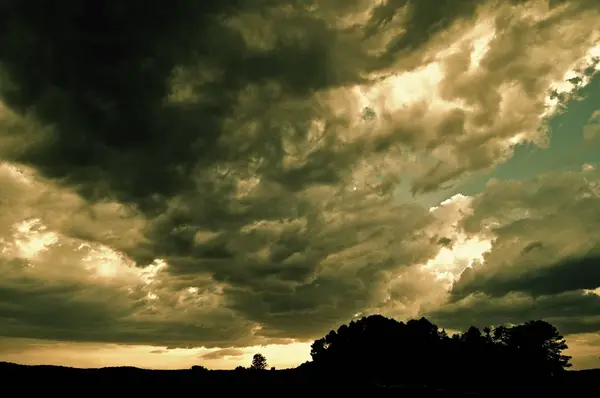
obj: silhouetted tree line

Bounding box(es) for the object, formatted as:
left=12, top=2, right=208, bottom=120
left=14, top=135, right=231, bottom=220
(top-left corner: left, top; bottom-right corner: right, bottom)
left=308, top=315, right=571, bottom=390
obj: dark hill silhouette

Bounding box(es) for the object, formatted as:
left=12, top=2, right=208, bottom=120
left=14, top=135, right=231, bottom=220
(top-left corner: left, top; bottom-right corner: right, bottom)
left=0, top=315, right=597, bottom=397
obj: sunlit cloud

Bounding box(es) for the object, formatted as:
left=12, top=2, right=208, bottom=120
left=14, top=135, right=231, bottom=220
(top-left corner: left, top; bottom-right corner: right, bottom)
left=12, top=218, right=59, bottom=260
left=425, top=194, right=492, bottom=286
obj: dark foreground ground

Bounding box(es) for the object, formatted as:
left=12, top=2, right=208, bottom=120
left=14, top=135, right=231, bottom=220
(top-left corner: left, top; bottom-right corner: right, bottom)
left=0, top=362, right=598, bottom=397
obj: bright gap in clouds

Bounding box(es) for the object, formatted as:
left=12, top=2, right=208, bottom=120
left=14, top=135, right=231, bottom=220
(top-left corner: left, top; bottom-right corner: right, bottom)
left=12, top=218, right=59, bottom=260
left=353, top=14, right=498, bottom=116
left=424, top=194, right=492, bottom=288
left=422, top=236, right=491, bottom=287
left=544, top=43, right=600, bottom=118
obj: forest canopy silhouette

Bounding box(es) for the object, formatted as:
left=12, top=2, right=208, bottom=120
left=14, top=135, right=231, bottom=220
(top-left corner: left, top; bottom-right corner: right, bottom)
left=306, top=315, right=571, bottom=389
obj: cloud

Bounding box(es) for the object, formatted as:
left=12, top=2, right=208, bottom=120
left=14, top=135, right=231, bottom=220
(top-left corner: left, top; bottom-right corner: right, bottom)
left=0, top=337, right=61, bottom=355
left=565, top=332, right=600, bottom=369
left=583, top=109, right=600, bottom=142
left=428, top=289, right=600, bottom=335
left=451, top=170, right=600, bottom=300
left=0, top=162, right=147, bottom=253
left=0, top=256, right=259, bottom=348
left=0, top=158, right=444, bottom=347
left=453, top=252, right=600, bottom=299
left=583, top=163, right=597, bottom=172
left=0, top=0, right=599, bottom=358
left=416, top=169, right=600, bottom=338
left=2, top=1, right=597, bottom=202
left=407, top=0, right=600, bottom=193
left=0, top=163, right=261, bottom=348
left=199, top=348, right=245, bottom=361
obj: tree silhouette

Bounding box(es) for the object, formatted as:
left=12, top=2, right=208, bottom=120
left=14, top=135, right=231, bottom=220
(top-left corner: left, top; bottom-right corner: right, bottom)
left=308, top=314, right=572, bottom=390
left=250, top=353, right=268, bottom=370
left=504, top=320, right=572, bottom=378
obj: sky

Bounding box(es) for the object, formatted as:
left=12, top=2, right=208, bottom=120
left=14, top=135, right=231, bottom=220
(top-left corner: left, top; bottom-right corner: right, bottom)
left=0, top=0, right=600, bottom=371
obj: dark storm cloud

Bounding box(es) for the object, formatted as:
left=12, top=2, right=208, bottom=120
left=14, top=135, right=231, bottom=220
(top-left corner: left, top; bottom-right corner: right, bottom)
left=366, top=0, right=483, bottom=57
left=0, top=0, right=248, bottom=205
left=0, top=0, right=361, bottom=208
left=200, top=202, right=437, bottom=338
left=451, top=250, right=600, bottom=300
left=0, top=0, right=491, bottom=208
left=0, top=268, right=257, bottom=348
left=1, top=0, right=597, bottom=208
left=0, top=157, right=440, bottom=347
left=427, top=290, right=600, bottom=335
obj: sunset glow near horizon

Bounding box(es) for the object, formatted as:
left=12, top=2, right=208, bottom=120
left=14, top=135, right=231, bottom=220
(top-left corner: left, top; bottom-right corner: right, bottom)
left=1, top=0, right=600, bottom=371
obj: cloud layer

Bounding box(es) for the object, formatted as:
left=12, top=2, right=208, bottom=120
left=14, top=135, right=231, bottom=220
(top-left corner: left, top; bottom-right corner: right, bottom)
left=1, top=0, right=599, bottom=367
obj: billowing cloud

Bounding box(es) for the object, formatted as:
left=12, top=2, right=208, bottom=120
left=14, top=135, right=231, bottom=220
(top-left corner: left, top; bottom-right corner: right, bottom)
left=0, top=0, right=599, bottom=370
left=1, top=1, right=597, bottom=202
left=422, top=169, right=600, bottom=350
left=453, top=170, right=600, bottom=300
left=428, top=289, right=600, bottom=335
left=0, top=160, right=442, bottom=345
